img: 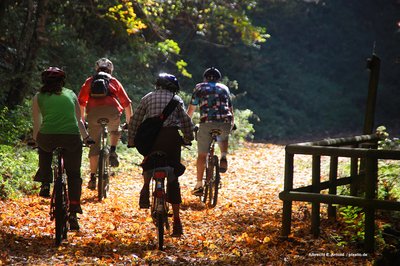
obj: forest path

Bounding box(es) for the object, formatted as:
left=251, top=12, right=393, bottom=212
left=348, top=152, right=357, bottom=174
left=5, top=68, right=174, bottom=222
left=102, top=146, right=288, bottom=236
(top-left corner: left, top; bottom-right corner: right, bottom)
left=0, top=143, right=374, bottom=265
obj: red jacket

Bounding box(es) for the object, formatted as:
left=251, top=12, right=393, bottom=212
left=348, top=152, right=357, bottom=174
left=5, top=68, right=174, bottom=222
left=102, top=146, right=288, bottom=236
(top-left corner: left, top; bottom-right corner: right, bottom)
left=78, top=76, right=131, bottom=113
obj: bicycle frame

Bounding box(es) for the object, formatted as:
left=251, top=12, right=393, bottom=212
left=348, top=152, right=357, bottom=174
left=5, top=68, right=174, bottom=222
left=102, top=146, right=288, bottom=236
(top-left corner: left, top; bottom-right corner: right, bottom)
left=49, top=147, right=69, bottom=246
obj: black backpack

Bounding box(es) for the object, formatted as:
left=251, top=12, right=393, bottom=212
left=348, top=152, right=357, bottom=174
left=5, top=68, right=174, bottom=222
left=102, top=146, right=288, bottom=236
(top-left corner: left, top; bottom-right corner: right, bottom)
left=134, top=96, right=179, bottom=156
left=90, top=72, right=111, bottom=98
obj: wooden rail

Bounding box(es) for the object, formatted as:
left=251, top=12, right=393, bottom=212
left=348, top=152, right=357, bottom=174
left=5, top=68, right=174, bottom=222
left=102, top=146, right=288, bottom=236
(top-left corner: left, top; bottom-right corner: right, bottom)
left=279, top=133, right=400, bottom=252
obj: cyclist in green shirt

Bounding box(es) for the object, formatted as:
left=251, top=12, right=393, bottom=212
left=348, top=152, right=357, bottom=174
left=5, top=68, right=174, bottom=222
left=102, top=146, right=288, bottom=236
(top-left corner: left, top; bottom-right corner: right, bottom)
left=32, top=67, right=93, bottom=231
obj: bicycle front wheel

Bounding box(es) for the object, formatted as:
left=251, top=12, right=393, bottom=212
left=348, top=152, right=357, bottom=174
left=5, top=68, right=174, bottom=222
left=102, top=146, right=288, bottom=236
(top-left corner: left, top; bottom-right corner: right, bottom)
left=207, top=155, right=220, bottom=208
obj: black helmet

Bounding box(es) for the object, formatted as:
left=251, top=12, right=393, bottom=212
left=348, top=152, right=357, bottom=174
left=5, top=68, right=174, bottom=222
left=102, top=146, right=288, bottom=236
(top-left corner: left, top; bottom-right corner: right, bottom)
left=203, top=67, right=221, bottom=82
left=156, top=73, right=180, bottom=92
left=41, top=67, right=66, bottom=84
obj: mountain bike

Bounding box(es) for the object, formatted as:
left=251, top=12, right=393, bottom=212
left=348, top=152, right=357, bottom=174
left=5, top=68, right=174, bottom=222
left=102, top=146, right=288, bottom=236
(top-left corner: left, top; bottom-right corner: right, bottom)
left=145, top=152, right=174, bottom=251
left=97, top=118, right=111, bottom=201
left=28, top=141, right=70, bottom=246
left=199, top=128, right=222, bottom=208
left=50, top=147, right=69, bottom=246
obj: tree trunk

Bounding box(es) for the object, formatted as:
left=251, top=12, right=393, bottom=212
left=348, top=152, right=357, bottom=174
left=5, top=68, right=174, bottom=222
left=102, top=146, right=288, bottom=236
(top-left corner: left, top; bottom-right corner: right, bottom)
left=6, top=0, right=49, bottom=108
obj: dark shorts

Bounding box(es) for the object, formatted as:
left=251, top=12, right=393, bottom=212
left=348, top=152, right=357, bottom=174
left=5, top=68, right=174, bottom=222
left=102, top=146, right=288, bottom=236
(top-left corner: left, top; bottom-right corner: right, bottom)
left=35, top=133, right=83, bottom=213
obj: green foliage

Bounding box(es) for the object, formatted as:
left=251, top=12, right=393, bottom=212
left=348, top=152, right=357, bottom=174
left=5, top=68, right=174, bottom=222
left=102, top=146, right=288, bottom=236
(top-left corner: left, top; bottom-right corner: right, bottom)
left=378, top=161, right=400, bottom=201
left=0, top=101, right=32, bottom=145
left=375, top=126, right=400, bottom=201
left=377, top=126, right=400, bottom=150
left=333, top=206, right=365, bottom=247
left=0, top=145, right=38, bottom=199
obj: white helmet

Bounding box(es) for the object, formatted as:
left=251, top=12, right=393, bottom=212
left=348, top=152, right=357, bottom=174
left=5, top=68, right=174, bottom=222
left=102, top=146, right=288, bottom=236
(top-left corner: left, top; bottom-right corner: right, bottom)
left=95, top=58, right=114, bottom=74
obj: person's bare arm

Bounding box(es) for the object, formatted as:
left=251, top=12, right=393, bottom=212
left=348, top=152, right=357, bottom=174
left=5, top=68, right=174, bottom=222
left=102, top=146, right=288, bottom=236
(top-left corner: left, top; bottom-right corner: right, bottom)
left=187, top=104, right=196, bottom=118
left=74, top=98, right=89, bottom=140
left=32, top=94, right=42, bottom=141
left=124, top=103, right=133, bottom=124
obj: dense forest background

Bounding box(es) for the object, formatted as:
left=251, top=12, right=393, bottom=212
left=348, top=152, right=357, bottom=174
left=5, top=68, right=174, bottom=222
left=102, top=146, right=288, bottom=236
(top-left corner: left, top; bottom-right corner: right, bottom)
left=0, top=0, right=399, bottom=142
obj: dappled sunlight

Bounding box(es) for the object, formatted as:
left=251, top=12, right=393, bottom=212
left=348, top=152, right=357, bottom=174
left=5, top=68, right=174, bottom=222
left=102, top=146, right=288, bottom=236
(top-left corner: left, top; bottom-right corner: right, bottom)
left=0, top=143, right=376, bottom=265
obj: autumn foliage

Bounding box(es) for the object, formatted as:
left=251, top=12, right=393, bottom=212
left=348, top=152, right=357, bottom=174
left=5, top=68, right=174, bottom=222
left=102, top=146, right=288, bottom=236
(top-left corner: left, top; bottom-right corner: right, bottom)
left=0, top=143, right=377, bottom=265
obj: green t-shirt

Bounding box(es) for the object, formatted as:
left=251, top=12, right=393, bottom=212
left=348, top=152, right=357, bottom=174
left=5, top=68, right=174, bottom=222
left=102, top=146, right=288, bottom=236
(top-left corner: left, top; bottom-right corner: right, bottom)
left=37, top=88, right=80, bottom=135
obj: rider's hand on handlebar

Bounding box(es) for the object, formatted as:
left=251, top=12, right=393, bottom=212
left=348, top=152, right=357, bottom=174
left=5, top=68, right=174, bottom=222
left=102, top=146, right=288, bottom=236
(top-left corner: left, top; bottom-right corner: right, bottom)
left=27, top=138, right=37, bottom=148
left=83, top=136, right=95, bottom=146
left=127, top=140, right=135, bottom=148
left=182, top=138, right=192, bottom=146
left=121, top=122, right=129, bottom=131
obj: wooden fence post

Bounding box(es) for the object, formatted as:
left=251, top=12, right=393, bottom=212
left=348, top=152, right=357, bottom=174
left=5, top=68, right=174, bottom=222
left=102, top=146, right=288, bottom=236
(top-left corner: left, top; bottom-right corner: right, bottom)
left=328, top=156, right=338, bottom=219
left=311, top=155, right=321, bottom=237
left=281, top=151, right=294, bottom=237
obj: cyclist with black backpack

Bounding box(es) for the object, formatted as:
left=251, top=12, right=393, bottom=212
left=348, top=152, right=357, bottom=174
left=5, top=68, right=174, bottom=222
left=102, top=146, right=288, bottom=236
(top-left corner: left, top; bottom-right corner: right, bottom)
left=78, top=58, right=133, bottom=190
left=127, top=73, right=194, bottom=237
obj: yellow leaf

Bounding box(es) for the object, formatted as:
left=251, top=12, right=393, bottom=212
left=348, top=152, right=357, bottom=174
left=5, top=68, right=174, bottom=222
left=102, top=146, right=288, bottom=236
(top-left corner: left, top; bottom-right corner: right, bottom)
left=263, top=236, right=271, bottom=243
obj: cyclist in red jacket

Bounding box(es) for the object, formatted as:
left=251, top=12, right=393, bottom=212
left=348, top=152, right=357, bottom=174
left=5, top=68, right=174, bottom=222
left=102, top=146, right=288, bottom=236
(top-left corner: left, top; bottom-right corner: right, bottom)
left=78, top=58, right=132, bottom=190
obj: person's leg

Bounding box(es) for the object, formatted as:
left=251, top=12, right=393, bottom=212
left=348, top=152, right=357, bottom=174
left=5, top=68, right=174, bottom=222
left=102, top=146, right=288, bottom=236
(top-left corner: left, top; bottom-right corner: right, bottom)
left=106, top=106, right=122, bottom=167
left=59, top=134, right=83, bottom=231
left=35, top=133, right=55, bottom=197
left=218, top=139, right=229, bottom=172
left=217, top=122, right=231, bottom=173
left=192, top=123, right=212, bottom=194
left=109, top=132, right=121, bottom=167
left=86, top=110, right=102, bottom=189
left=194, top=153, right=207, bottom=189
left=167, top=179, right=183, bottom=237
left=139, top=173, right=151, bottom=208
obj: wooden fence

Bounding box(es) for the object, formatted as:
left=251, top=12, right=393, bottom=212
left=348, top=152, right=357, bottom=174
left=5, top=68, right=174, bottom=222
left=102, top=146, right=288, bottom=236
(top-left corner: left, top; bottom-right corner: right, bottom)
left=279, top=134, right=400, bottom=252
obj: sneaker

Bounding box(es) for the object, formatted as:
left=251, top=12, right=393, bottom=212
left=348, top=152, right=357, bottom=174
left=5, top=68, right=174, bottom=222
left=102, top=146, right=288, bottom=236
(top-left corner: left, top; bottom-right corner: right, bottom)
left=39, top=183, right=50, bottom=198
left=69, top=213, right=80, bottom=231
left=191, top=186, right=203, bottom=196
left=219, top=157, right=228, bottom=173
left=87, top=177, right=96, bottom=190
left=139, top=187, right=150, bottom=209
left=109, top=151, right=119, bottom=167
left=171, top=222, right=183, bottom=237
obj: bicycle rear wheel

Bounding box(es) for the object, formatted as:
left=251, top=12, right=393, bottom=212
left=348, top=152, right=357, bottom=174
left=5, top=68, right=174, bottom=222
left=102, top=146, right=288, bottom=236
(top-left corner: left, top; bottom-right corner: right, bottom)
left=207, top=155, right=220, bottom=208
left=97, top=150, right=109, bottom=201
left=54, top=175, right=68, bottom=246
left=156, top=211, right=165, bottom=250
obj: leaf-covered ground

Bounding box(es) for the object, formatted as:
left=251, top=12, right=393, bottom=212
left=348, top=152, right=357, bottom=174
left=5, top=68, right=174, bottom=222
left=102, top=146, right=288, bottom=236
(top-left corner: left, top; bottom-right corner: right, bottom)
left=0, top=143, right=377, bottom=265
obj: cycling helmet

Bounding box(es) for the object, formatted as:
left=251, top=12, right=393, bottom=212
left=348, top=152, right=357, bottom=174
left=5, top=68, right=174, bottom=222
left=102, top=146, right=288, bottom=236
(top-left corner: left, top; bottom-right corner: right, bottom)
left=203, top=67, right=221, bottom=82
left=41, top=67, right=66, bottom=84
left=156, top=73, right=180, bottom=93
left=95, top=58, right=114, bottom=74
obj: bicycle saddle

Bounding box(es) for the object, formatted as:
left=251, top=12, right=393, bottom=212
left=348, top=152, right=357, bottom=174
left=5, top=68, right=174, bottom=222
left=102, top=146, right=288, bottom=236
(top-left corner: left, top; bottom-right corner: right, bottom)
left=97, top=118, right=110, bottom=124
left=210, top=129, right=222, bottom=135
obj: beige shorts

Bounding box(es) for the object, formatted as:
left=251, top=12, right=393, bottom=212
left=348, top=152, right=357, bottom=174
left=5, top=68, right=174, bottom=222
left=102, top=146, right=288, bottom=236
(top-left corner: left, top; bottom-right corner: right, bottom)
left=87, top=105, right=121, bottom=156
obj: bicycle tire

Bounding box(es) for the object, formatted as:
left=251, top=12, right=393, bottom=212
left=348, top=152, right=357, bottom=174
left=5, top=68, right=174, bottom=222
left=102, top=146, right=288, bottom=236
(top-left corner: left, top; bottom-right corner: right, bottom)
left=54, top=175, right=68, bottom=246
left=208, top=155, right=220, bottom=208
left=202, top=155, right=214, bottom=204
left=97, top=150, right=106, bottom=201
left=156, top=211, right=164, bottom=250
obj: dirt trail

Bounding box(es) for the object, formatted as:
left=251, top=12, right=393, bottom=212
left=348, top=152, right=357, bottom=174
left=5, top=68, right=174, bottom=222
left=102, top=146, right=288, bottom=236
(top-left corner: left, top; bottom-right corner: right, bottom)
left=0, top=143, right=375, bottom=265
